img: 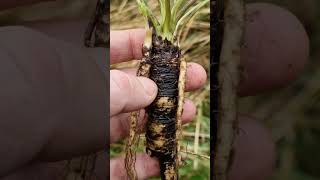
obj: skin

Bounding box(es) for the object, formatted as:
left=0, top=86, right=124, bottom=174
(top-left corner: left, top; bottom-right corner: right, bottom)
left=0, top=1, right=309, bottom=180
left=109, top=3, right=309, bottom=179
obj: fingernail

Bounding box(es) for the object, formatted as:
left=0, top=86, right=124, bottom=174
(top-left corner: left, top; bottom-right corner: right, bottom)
left=138, top=77, right=157, bottom=97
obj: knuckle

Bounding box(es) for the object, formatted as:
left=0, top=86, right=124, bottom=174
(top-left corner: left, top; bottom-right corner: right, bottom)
left=111, top=70, right=133, bottom=91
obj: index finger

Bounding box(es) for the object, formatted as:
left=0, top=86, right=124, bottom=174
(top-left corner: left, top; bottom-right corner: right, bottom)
left=110, top=29, right=145, bottom=64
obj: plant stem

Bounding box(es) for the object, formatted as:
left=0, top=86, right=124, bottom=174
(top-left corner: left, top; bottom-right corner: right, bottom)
left=136, top=0, right=160, bottom=32
left=171, top=0, right=185, bottom=27
left=163, top=0, right=172, bottom=40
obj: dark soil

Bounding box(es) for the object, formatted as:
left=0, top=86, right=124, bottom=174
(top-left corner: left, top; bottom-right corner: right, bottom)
left=145, top=32, right=181, bottom=179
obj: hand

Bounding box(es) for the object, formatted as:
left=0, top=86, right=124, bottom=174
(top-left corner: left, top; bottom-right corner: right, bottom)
left=0, top=2, right=108, bottom=177
left=222, top=3, right=309, bottom=180
left=109, top=3, right=310, bottom=179
left=109, top=29, right=207, bottom=179
left=0, top=1, right=309, bottom=180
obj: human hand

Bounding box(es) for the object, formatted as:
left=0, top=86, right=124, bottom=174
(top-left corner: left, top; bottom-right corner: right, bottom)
left=109, top=29, right=207, bottom=179
left=0, top=1, right=107, bottom=177
left=0, top=1, right=309, bottom=180
left=109, top=2, right=310, bottom=179
left=218, top=3, right=309, bottom=180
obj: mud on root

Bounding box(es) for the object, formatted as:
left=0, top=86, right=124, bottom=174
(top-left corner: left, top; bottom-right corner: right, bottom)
left=145, top=33, right=182, bottom=180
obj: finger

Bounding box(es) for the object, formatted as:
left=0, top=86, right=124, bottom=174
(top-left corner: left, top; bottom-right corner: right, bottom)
left=228, top=116, right=275, bottom=180
left=110, top=99, right=196, bottom=143
left=181, top=99, right=197, bottom=122
left=121, top=62, right=207, bottom=92
left=24, top=20, right=90, bottom=47
left=0, top=26, right=106, bottom=166
left=23, top=7, right=308, bottom=95
left=110, top=154, right=159, bottom=180
left=239, top=3, right=309, bottom=96
left=110, top=29, right=145, bottom=64
left=112, top=3, right=309, bottom=96
left=110, top=69, right=158, bottom=116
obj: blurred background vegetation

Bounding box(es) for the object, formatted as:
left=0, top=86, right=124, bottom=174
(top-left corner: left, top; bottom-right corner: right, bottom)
left=0, top=0, right=319, bottom=179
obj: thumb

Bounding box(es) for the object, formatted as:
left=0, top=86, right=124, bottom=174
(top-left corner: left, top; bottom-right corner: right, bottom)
left=110, top=70, right=157, bottom=116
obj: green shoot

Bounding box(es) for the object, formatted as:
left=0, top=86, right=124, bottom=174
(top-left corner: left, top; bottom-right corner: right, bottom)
left=158, top=0, right=166, bottom=29
left=136, top=0, right=209, bottom=43
left=136, top=0, right=161, bottom=33
left=162, top=0, right=172, bottom=40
